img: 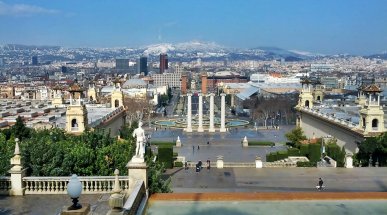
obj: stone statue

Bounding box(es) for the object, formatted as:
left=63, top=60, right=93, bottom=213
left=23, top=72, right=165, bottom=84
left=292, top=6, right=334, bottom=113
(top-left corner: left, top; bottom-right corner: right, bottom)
left=132, top=121, right=146, bottom=158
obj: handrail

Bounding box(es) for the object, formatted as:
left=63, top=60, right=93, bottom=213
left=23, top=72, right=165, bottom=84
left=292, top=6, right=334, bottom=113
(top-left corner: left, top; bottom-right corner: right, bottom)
left=23, top=176, right=129, bottom=194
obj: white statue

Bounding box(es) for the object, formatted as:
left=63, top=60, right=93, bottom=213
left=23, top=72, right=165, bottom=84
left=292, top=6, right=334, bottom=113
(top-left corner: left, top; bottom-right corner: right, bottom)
left=132, top=121, right=146, bottom=158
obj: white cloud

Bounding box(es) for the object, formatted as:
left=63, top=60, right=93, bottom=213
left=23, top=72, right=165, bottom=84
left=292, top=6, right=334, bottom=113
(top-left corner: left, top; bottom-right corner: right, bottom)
left=0, top=1, right=59, bottom=16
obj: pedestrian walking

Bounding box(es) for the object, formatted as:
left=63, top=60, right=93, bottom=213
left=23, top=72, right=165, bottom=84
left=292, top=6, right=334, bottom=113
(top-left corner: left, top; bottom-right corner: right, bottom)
left=198, top=145, right=200, bottom=150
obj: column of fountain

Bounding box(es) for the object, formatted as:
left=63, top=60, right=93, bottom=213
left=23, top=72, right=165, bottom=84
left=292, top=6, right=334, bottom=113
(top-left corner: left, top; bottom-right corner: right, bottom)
left=209, top=93, right=215, bottom=132
left=186, top=93, right=193, bottom=132
left=220, top=93, right=227, bottom=132
left=197, top=93, right=204, bottom=132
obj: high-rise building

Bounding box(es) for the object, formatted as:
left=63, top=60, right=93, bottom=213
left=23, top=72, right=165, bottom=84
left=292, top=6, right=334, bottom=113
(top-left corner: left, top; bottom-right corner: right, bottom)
left=32, top=56, right=38, bottom=66
left=140, top=56, right=148, bottom=76
left=115, top=59, right=130, bottom=71
left=159, top=54, right=168, bottom=74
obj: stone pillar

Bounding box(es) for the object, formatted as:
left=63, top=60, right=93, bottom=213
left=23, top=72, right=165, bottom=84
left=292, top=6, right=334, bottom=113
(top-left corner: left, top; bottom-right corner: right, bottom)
left=107, top=169, right=125, bottom=215
left=185, top=93, right=192, bottom=132
left=220, top=93, right=226, bottom=132
left=209, top=93, right=215, bottom=132
left=255, top=156, right=263, bottom=168
left=197, top=93, right=204, bottom=132
left=216, top=156, right=224, bottom=169
left=9, top=138, right=26, bottom=196
left=242, top=136, right=248, bottom=147
left=231, top=94, right=235, bottom=107
left=345, top=153, right=353, bottom=168
left=126, top=156, right=148, bottom=192
left=176, top=136, right=181, bottom=147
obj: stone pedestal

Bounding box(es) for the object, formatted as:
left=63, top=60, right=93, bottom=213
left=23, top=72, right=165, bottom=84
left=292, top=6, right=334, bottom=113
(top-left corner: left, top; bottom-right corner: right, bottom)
left=185, top=93, right=193, bottom=132
left=220, top=93, right=226, bottom=132
left=216, top=156, right=224, bottom=169
left=209, top=93, right=215, bottom=132
left=176, top=136, right=182, bottom=147
left=255, top=157, right=263, bottom=168
left=126, top=156, right=148, bottom=192
left=9, top=140, right=26, bottom=196
left=345, top=154, right=353, bottom=168
left=242, top=136, right=248, bottom=147
left=197, top=93, right=204, bottom=132
left=107, top=169, right=125, bottom=215
left=61, top=204, right=90, bottom=215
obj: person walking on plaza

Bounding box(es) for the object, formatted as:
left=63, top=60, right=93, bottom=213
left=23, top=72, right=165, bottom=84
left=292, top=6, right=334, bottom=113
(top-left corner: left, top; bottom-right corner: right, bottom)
left=317, top=178, right=324, bottom=191
left=198, top=145, right=200, bottom=150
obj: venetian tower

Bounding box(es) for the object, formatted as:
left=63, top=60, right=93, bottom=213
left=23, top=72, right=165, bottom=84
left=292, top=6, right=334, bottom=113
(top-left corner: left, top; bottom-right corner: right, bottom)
left=297, top=77, right=314, bottom=109
left=52, top=84, right=64, bottom=108
left=111, top=78, right=124, bottom=109
left=313, top=80, right=325, bottom=102
left=87, top=82, right=98, bottom=103
left=66, top=81, right=88, bottom=134
left=358, top=84, right=386, bottom=134
left=355, top=84, right=367, bottom=107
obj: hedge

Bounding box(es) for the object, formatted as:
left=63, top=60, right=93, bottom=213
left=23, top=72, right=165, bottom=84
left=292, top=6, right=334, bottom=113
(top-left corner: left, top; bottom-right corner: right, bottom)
left=248, top=141, right=275, bottom=146
left=277, top=150, right=288, bottom=160
left=151, top=141, right=175, bottom=147
left=296, top=161, right=317, bottom=167
left=300, top=145, right=309, bottom=156
left=173, top=152, right=178, bottom=158
left=308, top=144, right=321, bottom=162
left=266, top=151, right=288, bottom=162
left=288, top=148, right=300, bottom=156
left=158, top=146, right=173, bottom=169
left=174, top=161, right=183, bottom=167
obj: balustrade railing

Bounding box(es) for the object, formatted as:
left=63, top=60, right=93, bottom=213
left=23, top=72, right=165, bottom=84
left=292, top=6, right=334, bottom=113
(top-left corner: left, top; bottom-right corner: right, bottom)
left=0, top=176, right=11, bottom=195
left=23, top=176, right=129, bottom=194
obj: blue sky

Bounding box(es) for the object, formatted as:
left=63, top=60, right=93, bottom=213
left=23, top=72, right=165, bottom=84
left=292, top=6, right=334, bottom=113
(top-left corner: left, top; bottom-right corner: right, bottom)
left=0, top=0, right=386, bottom=55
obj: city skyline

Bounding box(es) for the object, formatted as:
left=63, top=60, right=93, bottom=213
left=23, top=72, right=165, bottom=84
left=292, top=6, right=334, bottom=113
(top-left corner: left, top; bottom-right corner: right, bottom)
left=0, top=0, right=387, bottom=55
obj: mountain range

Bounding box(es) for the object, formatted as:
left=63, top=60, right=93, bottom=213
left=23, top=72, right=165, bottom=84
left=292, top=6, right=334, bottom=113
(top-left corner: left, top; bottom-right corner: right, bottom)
left=1, top=41, right=386, bottom=62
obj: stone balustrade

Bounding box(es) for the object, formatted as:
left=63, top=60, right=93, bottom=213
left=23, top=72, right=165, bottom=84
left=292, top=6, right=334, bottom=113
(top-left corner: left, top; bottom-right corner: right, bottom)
left=23, top=176, right=129, bottom=194
left=0, top=176, right=11, bottom=195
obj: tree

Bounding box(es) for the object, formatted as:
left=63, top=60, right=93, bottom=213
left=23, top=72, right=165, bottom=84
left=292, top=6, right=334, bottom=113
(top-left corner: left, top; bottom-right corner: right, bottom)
left=12, top=116, right=31, bottom=140
left=285, top=127, right=307, bottom=147
left=146, top=156, right=172, bottom=194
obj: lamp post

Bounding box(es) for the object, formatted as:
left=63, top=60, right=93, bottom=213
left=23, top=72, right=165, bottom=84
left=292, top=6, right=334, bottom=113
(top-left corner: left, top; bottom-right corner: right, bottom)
left=67, top=174, right=82, bottom=210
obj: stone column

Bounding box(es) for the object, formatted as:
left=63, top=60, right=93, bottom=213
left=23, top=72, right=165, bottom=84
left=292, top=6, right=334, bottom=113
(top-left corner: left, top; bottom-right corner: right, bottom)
left=107, top=169, right=125, bottom=215
left=220, top=93, right=226, bottom=132
left=185, top=93, right=192, bottom=132
left=209, top=93, right=215, bottom=132
left=231, top=93, right=235, bottom=107
left=197, top=93, right=204, bottom=132
left=9, top=138, right=26, bottom=196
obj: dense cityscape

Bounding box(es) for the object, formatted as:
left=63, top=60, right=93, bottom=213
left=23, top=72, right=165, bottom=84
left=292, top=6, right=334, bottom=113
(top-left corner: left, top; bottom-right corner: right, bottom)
left=1, top=0, right=387, bottom=215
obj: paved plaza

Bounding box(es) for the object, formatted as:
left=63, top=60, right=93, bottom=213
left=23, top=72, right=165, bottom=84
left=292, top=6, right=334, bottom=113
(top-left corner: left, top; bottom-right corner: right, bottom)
left=149, top=126, right=293, bottom=162
left=169, top=167, right=387, bottom=193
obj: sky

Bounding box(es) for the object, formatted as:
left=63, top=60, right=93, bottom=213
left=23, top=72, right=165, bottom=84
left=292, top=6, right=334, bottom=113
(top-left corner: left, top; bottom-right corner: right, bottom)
left=0, top=0, right=386, bottom=55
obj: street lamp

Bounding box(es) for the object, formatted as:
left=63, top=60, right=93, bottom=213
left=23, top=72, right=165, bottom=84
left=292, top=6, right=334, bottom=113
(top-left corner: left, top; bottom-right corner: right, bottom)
left=67, top=174, right=83, bottom=210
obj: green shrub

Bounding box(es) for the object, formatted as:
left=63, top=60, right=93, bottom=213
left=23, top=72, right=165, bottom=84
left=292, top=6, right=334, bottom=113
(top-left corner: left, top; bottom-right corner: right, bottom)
left=288, top=148, right=300, bottom=156
left=174, top=161, right=183, bottom=167
left=266, top=152, right=278, bottom=162
left=300, top=145, right=309, bottom=156
left=308, top=144, right=321, bottom=162
left=296, top=161, right=316, bottom=167
left=173, top=152, right=178, bottom=158
left=326, top=144, right=346, bottom=167
left=158, top=146, right=173, bottom=169
left=277, top=150, right=288, bottom=160
left=249, top=141, right=275, bottom=146
left=151, top=141, right=175, bottom=147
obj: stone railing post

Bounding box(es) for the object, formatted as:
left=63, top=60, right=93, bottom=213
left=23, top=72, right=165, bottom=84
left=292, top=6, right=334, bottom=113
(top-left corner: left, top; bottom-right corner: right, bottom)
left=242, top=136, right=248, bottom=147
left=107, top=169, right=125, bottom=215
left=216, top=156, right=224, bottom=169
left=175, top=136, right=181, bottom=147
left=255, top=156, right=263, bottom=168
left=345, top=153, right=353, bottom=168
left=9, top=138, right=26, bottom=196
